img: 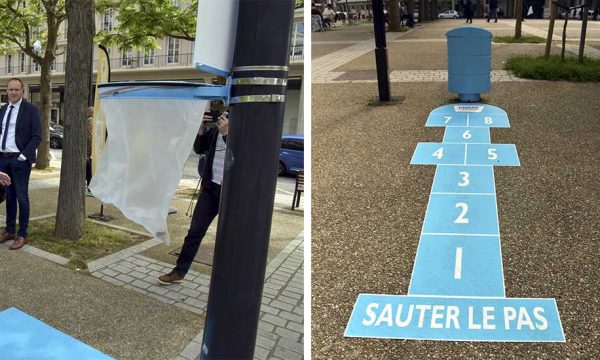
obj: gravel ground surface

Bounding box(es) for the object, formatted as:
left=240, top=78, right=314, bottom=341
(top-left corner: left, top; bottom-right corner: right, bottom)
left=312, top=81, right=600, bottom=358
left=333, top=42, right=563, bottom=71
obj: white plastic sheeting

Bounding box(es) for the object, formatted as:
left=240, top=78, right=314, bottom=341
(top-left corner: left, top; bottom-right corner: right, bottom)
left=89, top=98, right=207, bottom=244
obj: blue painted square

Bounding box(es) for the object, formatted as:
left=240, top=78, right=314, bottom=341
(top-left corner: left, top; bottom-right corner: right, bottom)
left=423, top=194, right=498, bottom=235
left=468, top=113, right=510, bottom=128
left=425, top=113, right=468, bottom=127
left=408, top=234, right=504, bottom=297
left=0, top=307, right=113, bottom=360
left=411, top=143, right=465, bottom=165
left=345, top=294, right=565, bottom=342
left=466, top=144, right=520, bottom=166
left=442, top=127, right=491, bottom=143
left=432, top=166, right=495, bottom=194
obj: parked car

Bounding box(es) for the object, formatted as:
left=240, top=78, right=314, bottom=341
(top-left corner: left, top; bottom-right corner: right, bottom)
left=279, top=135, right=303, bottom=176
left=438, top=10, right=459, bottom=19
left=50, top=124, right=63, bottom=149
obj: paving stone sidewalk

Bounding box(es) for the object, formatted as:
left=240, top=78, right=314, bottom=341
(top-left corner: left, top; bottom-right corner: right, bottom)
left=89, top=232, right=305, bottom=360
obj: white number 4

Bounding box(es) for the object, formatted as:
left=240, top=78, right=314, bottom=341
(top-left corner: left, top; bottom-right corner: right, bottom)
left=488, top=148, right=498, bottom=160
left=432, top=147, right=444, bottom=159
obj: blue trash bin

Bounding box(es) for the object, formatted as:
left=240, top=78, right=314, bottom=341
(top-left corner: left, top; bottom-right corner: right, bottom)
left=446, top=27, right=492, bottom=102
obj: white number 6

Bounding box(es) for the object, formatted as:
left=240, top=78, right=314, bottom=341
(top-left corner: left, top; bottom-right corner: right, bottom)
left=462, top=130, right=472, bottom=139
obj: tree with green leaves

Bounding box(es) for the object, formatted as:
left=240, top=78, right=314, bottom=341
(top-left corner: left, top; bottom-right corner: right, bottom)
left=95, top=0, right=197, bottom=50
left=0, top=0, right=66, bottom=170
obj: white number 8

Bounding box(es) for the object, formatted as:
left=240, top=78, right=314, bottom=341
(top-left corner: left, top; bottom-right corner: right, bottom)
left=484, top=116, right=493, bottom=124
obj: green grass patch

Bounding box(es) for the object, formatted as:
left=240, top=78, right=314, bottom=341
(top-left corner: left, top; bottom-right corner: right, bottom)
left=505, top=55, right=600, bottom=81
left=493, top=35, right=546, bottom=43
left=28, top=219, right=150, bottom=271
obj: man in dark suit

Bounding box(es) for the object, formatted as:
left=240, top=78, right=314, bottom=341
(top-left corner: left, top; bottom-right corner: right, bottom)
left=0, top=78, right=42, bottom=250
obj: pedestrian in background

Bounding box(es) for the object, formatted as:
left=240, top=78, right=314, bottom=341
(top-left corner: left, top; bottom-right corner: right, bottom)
left=0, top=78, right=41, bottom=250
left=487, top=0, right=498, bottom=22
left=158, top=110, right=229, bottom=285
left=465, top=0, right=474, bottom=23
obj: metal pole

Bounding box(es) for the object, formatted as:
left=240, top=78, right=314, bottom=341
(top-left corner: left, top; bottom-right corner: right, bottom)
left=372, top=0, right=391, bottom=101
left=200, top=1, right=294, bottom=359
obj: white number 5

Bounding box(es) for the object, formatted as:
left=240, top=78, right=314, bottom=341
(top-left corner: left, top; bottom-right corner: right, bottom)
left=488, top=148, right=497, bottom=160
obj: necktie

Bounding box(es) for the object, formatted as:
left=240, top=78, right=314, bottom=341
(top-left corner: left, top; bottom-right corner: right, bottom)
left=2, top=105, right=14, bottom=150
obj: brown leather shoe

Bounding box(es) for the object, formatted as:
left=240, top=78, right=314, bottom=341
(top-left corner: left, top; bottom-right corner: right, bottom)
left=0, top=232, right=15, bottom=244
left=158, top=270, right=184, bottom=285
left=9, top=236, right=27, bottom=250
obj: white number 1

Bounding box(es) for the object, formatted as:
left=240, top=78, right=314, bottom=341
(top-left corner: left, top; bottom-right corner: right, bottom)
left=454, top=203, right=469, bottom=224
left=458, top=171, right=470, bottom=187
left=432, top=147, right=444, bottom=159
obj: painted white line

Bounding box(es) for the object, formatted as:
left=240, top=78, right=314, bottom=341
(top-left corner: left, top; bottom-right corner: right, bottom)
left=442, top=142, right=494, bottom=145
left=454, top=247, right=463, bottom=280
left=467, top=113, right=470, bottom=127
left=421, top=232, right=499, bottom=237
left=463, top=144, right=468, bottom=165
left=431, top=192, right=495, bottom=196
left=491, top=168, right=507, bottom=297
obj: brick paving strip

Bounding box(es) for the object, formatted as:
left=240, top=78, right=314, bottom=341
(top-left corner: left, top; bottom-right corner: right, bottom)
left=88, top=231, right=304, bottom=360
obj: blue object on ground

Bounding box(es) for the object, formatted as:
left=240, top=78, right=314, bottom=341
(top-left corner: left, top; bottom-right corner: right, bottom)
left=446, top=27, right=493, bottom=102
left=0, top=307, right=114, bottom=360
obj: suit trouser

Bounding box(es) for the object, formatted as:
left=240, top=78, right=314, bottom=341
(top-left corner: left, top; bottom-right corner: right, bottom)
left=0, top=156, right=32, bottom=237
left=175, top=181, right=221, bottom=275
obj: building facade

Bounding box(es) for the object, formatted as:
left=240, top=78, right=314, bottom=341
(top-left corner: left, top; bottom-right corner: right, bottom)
left=0, top=7, right=304, bottom=135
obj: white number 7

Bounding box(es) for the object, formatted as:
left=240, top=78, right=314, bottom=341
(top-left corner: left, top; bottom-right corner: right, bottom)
left=444, top=116, right=452, bottom=123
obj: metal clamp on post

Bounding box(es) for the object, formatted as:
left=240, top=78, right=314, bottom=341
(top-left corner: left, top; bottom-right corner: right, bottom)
left=229, top=65, right=288, bottom=104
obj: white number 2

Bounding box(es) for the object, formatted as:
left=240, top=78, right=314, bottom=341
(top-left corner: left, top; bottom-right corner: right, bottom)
left=444, top=116, right=452, bottom=124
left=432, top=147, right=444, bottom=159
left=454, top=203, right=469, bottom=224
left=488, top=148, right=498, bottom=160
left=458, top=171, right=470, bottom=187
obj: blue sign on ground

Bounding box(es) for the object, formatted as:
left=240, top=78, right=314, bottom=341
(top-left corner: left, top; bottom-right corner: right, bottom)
left=423, top=193, right=498, bottom=235
left=411, top=143, right=465, bottom=165
left=431, top=166, right=495, bottom=194
left=0, top=307, right=113, bottom=360
left=408, top=234, right=504, bottom=297
left=345, top=295, right=565, bottom=342
left=466, top=144, right=520, bottom=166
left=347, top=103, right=564, bottom=342
left=426, top=104, right=509, bottom=128
left=443, top=127, right=491, bottom=143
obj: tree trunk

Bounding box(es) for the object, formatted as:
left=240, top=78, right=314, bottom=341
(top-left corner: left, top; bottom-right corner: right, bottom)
left=562, top=15, right=568, bottom=61
left=419, top=0, right=425, bottom=21
left=579, top=0, right=589, bottom=63
left=54, top=0, right=95, bottom=241
left=35, top=63, right=52, bottom=169
left=388, top=0, right=402, bottom=31
left=515, top=0, right=523, bottom=38
left=545, top=0, right=557, bottom=60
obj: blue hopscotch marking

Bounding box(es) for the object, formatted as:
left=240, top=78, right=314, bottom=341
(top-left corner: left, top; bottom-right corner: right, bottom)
left=346, top=103, right=564, bottom=342
left=0, top=307, right=114, bottom=359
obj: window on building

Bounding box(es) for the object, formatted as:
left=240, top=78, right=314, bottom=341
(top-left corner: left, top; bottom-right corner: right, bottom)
left=20, top=53, right=25, bottom=73
left=121, top=49, right=133, bottom=67
left=290, top=22, right=304, bottom=57
left=103, top=10, right=113, bottom=31
left=34, top=60, right=39, bottom=72
left=143, top=49, right=155, bottom=66
left=51, top=58, right=56, bottom=71
left=167, top=37, right=180, bottom=64
left=7, top=55, right=12, bottom=74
